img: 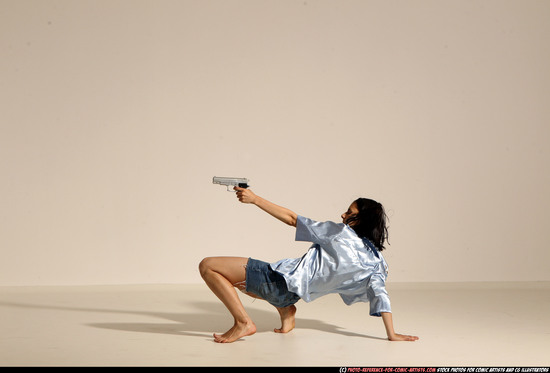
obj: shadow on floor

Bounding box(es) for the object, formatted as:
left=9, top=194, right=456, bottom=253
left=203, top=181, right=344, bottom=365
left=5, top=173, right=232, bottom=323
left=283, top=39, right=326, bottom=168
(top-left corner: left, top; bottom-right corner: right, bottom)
left=0, top=299, right=386, bottom=341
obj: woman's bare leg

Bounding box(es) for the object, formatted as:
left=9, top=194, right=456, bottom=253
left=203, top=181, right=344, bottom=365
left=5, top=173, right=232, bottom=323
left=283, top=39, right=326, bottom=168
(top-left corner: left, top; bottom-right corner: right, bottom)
left=274, top=305, right=297, bottom=333
left=199, top=256, right=256, bottom=343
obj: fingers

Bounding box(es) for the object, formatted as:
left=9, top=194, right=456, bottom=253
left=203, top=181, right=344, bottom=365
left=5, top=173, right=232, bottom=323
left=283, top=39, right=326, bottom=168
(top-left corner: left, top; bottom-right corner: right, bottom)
left=234, top=187, right=250, bottom=203
left=236, top=191, right=245, bottom=202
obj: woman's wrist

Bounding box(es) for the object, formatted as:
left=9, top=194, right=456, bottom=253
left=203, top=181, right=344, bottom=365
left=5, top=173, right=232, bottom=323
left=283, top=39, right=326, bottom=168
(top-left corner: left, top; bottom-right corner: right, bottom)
left=251, top=195, right=262, bottom=207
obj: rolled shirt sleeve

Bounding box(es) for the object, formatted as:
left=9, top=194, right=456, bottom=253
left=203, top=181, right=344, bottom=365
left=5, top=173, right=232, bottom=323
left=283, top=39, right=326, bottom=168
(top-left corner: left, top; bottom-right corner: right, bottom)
left=295, top=216, right=344, bottom=246
left=366, top=273, right=392, bottom=316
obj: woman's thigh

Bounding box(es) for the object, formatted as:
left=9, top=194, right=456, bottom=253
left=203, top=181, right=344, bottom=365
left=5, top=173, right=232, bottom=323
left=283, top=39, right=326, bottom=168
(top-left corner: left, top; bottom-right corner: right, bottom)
left=200, top=256, right=248, bottom=285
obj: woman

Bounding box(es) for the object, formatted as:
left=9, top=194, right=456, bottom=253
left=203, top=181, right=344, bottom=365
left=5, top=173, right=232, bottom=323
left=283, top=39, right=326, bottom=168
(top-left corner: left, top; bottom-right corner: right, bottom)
left=199, top=187, right=419, bottom=343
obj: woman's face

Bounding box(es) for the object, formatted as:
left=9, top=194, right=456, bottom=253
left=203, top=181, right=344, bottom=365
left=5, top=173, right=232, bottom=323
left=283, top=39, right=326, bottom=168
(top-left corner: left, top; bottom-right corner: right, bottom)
left=341, top=202, right=359, bottom=225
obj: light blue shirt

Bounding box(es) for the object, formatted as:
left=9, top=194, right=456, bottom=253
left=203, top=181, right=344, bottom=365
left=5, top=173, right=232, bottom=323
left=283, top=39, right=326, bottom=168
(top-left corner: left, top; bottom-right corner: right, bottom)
left=270, top=216, right=392, bottom=316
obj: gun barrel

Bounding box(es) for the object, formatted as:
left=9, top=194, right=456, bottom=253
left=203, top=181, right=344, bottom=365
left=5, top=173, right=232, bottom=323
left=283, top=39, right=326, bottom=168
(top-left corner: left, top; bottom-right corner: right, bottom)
left=213, top=176, right=249, bottom=188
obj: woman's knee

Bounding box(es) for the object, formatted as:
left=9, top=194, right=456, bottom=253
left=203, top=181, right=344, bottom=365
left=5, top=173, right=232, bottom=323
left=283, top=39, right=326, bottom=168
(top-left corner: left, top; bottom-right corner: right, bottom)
left=199, top=257, right=214, bottom=278
left=199, top=257, right=248, bottom=284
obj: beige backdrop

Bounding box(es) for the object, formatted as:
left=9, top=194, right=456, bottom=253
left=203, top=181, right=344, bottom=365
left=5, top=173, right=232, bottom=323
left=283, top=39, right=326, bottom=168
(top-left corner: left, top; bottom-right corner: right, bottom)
left=1, top=0, right=549, bottom=286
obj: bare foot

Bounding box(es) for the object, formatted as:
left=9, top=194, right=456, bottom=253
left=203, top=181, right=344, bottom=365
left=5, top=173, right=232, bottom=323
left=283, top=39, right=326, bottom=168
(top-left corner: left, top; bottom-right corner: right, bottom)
left=213, top=320, right=256, bottom=343
left=274, top=305, right=296, bottom=333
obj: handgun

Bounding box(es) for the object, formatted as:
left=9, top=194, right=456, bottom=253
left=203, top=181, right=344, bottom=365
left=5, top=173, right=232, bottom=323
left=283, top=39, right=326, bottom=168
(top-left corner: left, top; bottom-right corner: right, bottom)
left=212, top=176, right=250, bottom=191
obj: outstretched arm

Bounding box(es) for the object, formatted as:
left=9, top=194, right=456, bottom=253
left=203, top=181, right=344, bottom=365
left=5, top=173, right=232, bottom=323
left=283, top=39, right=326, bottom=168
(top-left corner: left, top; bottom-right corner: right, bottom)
left=381, top=312, right=419, bottom=341
left=234, top=187, right=297, bottom=227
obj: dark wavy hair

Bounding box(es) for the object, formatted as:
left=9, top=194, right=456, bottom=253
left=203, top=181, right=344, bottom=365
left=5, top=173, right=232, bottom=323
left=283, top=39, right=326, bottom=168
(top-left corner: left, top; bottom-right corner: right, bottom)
left=346, top=198, right=389, bottom=251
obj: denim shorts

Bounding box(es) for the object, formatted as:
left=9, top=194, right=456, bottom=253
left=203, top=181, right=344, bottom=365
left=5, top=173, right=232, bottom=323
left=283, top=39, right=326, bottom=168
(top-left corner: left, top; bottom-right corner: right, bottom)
left=245, top=258, right=300, bottom=308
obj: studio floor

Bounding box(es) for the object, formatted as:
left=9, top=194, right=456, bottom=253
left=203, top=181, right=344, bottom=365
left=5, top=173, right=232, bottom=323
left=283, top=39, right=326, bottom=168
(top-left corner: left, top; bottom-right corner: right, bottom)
left=0, top=282, right=549, bottom=367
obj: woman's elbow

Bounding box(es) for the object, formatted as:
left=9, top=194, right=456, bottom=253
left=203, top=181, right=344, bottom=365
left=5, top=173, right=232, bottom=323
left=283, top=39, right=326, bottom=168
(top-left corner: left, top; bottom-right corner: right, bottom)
left=287, top=214, right=297, bottom=227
